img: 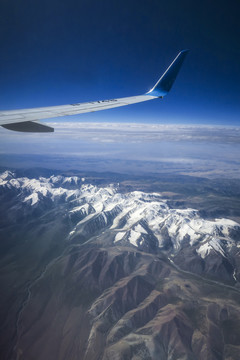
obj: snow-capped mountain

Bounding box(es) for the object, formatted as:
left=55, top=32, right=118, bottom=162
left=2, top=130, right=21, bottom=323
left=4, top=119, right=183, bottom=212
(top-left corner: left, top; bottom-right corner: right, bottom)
left=1, top=170, right=240, bottom=360
left=1, top=170, right=240, bottom=281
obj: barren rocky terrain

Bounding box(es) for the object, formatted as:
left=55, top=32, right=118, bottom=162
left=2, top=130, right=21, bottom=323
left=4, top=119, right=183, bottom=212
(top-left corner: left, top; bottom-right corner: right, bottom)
left=1, top=169, right=240, bottom=360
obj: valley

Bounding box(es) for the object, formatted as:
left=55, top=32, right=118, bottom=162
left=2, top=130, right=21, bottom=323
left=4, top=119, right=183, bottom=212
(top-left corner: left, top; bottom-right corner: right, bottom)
left=1, top=169, right=240, bottom=360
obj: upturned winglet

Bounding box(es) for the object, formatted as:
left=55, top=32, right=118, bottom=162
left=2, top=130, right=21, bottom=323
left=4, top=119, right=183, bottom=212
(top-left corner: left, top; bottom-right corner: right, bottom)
left=147, top=49, right=189, bottom=97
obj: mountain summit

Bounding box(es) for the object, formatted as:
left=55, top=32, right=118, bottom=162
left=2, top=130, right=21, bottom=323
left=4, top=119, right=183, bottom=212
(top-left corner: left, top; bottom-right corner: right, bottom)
left=1, top=171, right=240, bottom=360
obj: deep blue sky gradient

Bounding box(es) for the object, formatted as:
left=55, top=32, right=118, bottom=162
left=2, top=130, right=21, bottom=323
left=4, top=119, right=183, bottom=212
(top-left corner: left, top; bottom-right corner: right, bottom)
left=0, top=0, right=239, bottom=124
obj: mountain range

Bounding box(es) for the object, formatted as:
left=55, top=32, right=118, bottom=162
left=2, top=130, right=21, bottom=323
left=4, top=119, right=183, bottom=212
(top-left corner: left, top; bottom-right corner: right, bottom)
left=1, top=170, right=240, bottom=360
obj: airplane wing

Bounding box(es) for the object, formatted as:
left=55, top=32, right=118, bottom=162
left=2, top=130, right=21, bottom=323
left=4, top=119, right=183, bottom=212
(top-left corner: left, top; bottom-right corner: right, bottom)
left=0, top=50, right=188, bottom=132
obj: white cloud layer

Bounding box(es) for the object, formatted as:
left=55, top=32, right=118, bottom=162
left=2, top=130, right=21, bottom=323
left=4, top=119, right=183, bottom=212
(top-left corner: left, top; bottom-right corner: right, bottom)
left=0, top=122, right=240, bottom=178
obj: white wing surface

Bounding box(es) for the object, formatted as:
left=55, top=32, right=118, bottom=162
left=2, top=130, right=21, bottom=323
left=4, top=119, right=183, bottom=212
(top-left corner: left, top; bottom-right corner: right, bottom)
left=0, top=50, right=188, bottom=132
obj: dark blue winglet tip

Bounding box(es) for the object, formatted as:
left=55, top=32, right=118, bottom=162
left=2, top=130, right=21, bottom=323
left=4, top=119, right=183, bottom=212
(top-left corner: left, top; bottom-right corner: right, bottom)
left=147, top=49, right=189, bottom=97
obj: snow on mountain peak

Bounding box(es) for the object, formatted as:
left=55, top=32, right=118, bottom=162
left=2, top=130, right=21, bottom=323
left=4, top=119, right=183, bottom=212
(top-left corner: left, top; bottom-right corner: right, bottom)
left=24, top=193, right=39, bottom=206
left=0, top=170, right=15, bottom=185
left=1, top=171, right=240, bottom=260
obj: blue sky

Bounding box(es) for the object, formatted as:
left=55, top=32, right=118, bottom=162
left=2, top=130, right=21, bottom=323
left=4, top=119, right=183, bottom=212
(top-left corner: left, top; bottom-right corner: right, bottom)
left=0, top=0, right=239, bottom=125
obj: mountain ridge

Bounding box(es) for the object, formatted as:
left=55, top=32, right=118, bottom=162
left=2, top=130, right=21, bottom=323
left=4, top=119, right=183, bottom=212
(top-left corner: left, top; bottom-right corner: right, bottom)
left=1, top=170, right=240, bottom=360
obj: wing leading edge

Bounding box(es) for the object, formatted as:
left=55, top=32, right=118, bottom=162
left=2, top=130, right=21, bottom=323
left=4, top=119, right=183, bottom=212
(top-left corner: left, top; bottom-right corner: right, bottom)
left=0, top=50, right=188, bottom=132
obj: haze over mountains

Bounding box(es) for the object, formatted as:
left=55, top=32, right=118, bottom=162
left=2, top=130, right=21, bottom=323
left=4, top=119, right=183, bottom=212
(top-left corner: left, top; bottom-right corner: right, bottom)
left=1, top=170, right=240, bottom=360
left=1, top=123, right=240, bottom=180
